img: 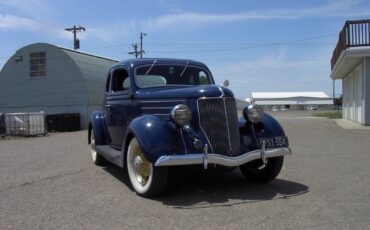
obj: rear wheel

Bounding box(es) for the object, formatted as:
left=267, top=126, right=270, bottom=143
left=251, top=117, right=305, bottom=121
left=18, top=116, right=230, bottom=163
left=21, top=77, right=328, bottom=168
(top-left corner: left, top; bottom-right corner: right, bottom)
left=126, top=138, right=168, bottom=197
left=90, top=130, right=105, bottom=166
left=240, top=156, right=284, bottom=183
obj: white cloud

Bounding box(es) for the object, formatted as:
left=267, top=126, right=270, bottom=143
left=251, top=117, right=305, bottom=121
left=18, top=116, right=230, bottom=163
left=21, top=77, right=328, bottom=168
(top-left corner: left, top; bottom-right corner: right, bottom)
left=0, top=0, right=53, bottom=18
left=1, top=0, right=369, bottom=44
left=142, top=11, right=293, bottom=29
left=0, top=14, right=40, bottom=31
left=0, top=13, right=71, bottom=39
left=82, top=0, right=370, bottom=43
left=0, top=13, right=118, bottom=47
left=139, top=0, right=370, bottom=30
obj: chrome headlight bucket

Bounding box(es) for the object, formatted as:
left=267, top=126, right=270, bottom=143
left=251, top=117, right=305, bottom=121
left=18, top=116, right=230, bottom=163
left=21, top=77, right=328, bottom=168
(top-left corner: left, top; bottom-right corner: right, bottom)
left=170, top=104, right=192, bottom=126
left=243, top=104, right=264, bottom=124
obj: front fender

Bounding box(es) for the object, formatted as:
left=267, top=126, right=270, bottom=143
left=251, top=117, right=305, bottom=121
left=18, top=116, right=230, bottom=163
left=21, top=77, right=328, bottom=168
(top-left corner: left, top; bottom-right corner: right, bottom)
left=259, top=113, right=286, bottom=137
left=239, top=113, right=287, bottom=151
left=126, top=115, right=184, bottom=163
left=239, top=113, right=285, bottom=136
left=89, top=111, right=108, bottom=145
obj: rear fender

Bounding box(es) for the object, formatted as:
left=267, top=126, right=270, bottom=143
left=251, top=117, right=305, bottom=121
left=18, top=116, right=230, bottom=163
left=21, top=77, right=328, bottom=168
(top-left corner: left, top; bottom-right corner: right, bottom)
left=89, top=111, right=108, bottom=145
left=125, top=115, right=182, bottom=163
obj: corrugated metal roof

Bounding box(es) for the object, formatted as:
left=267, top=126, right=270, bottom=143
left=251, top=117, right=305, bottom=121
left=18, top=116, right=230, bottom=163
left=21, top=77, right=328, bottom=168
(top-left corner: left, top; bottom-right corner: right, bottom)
left=61, top=47, right=118, bottom=105
left=251, top=92, right=330, bottom=99
left=59, top=46, right=118, bottom=62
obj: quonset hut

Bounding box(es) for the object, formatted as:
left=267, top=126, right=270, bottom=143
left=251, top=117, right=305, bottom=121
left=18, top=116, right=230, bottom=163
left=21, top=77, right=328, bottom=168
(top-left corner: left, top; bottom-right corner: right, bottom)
left=0, top=43, right=117, bottom=129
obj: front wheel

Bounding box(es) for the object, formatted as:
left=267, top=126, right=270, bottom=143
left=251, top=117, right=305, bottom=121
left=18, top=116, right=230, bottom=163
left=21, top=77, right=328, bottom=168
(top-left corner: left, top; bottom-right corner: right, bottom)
left=126, top=138, right=168, bottom=197
left=240, top=156, right=284, bottom=183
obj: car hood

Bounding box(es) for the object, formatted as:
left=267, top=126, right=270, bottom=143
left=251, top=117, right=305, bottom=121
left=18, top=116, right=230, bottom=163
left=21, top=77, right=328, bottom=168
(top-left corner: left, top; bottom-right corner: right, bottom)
left=135, top=85, right=234, bottom=99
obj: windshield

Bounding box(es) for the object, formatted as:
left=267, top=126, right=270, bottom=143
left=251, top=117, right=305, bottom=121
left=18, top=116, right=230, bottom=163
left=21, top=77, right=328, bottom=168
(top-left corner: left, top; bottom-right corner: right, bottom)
left=135, top=64, right=212, bottom=88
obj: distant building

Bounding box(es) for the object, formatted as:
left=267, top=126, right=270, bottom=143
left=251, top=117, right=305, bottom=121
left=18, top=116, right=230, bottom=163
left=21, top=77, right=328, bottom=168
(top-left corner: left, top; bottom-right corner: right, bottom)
left=0, top=43, right=117, bottom=129
left=250, top=92, right=333, bottom=110
left=331, top=19, right=370, bottom=125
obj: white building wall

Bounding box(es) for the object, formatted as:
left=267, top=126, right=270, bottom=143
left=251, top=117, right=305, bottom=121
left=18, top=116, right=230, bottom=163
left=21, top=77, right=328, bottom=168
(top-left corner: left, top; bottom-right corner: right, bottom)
left=342, top=62, right=365, bottom=124
left=343, top=78, right=347, bottom=119
left=255, top=99, right=333, bottom=105
left=354, top=65, right=363, bottom=123
left=330, top=49, right=370, bottom=125
left=365, top=58, right=370, bottom=125
left=251, top=93, right=333, bottom=109
left=349, top=72, right=354, bottom=121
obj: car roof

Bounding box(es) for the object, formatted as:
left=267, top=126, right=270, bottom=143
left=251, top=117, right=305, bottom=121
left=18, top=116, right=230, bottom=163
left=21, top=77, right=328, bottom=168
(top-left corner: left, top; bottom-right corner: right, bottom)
left=115, top=58, right=209, bottom=69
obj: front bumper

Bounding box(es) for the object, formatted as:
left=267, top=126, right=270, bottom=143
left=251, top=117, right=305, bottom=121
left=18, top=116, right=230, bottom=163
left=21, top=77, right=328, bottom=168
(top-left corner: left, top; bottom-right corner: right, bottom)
left=155, top=146, right=292, bottom=168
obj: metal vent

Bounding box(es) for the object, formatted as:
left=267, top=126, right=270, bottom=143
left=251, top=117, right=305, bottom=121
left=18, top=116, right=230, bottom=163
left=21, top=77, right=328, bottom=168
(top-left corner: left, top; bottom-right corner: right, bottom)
left=198, top=98, right=240, bottom=156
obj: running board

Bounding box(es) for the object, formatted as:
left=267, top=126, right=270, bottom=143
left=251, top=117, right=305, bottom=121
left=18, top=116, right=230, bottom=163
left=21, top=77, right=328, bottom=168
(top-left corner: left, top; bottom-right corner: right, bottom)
left=96, top=145, right=123, bottom=167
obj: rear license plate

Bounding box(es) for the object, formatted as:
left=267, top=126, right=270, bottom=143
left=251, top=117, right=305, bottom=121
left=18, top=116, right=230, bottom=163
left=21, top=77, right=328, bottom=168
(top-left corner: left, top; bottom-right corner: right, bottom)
left=259, top=136, right=289, bottom=148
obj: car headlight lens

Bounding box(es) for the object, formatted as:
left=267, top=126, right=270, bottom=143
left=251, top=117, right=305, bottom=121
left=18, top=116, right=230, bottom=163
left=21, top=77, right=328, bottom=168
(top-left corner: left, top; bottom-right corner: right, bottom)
left=243, top=104, right=264, bottom=124
left=170, top=104, right=192, bottom=126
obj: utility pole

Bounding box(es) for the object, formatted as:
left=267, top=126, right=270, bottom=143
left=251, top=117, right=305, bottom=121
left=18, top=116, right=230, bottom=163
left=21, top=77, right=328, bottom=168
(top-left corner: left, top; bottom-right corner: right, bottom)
left=128, top=32, right=147, bottom=58
left=65, top=25, right=86, bottom=50
left=128, top=43, right=139, bottom=58
left=140, top=32, right=147, bottom=58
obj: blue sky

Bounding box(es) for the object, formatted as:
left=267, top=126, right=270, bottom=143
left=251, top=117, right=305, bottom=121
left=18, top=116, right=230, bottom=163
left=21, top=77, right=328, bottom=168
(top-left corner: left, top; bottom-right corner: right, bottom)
left=1, top=0, right=370, bottom=99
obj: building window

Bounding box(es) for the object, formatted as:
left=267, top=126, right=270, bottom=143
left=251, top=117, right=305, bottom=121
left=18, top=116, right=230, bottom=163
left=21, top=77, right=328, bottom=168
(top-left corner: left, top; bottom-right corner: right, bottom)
left=30, top=52, right=46, bottom=77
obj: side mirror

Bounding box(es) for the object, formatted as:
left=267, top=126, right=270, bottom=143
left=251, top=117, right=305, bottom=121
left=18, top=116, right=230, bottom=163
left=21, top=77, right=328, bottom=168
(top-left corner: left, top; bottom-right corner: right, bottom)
left=223, top=80, right=230, bottom=87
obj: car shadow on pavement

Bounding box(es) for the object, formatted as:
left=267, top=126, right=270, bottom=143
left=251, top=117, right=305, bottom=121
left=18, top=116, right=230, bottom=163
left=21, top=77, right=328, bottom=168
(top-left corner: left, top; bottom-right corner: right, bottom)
left=103, top=164, right=309, bottom=208
left=102, top=164, right=133, bottom=189
left=157, top=167, right=309, bottom=208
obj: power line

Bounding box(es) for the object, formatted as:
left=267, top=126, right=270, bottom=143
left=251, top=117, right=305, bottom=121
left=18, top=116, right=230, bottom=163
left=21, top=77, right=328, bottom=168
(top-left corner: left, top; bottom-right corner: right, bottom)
left=86, top=32, right=338, bottom=50
left=0, top=32, right=338, bottom=61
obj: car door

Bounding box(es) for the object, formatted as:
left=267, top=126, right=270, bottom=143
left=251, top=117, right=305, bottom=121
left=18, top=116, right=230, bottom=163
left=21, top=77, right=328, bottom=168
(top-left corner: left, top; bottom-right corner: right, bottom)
left=106, top=66, right=132, bottom=148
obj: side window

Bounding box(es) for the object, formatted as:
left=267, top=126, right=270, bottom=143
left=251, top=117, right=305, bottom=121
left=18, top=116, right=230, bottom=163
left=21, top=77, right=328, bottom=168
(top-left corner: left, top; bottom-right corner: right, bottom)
left=199, top=71, right=209, bottom=85
left=111, top=68, right=129, bottom=92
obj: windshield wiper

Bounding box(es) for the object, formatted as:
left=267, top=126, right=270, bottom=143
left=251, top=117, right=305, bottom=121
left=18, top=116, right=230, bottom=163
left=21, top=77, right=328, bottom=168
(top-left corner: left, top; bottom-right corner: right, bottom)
left=179, top=60, right=189, bottom=78
left=145, top=59, right=157, bottom=75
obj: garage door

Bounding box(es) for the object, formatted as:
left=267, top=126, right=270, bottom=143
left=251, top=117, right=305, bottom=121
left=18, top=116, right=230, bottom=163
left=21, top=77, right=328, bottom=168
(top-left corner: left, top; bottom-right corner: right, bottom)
left=354, top=66, right=363, bottom=123
left=348, top=73, right=354, bottom=121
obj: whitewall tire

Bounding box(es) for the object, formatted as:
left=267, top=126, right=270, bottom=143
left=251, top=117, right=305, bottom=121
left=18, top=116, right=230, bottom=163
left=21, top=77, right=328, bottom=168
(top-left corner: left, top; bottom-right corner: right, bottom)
left=90, top=130, right=105, bottom=166
left=126, top=137, right=167, bottom=197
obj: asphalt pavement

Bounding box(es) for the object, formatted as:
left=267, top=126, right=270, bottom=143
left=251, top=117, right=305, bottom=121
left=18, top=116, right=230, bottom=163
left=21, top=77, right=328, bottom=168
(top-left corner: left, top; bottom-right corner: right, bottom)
left=0, top=112, right=369, bottom=229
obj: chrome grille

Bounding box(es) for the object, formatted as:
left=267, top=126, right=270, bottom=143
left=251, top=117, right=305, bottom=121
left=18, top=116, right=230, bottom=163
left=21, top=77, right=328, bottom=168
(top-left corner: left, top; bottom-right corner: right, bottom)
left=198, top=98, right=240, bottom=156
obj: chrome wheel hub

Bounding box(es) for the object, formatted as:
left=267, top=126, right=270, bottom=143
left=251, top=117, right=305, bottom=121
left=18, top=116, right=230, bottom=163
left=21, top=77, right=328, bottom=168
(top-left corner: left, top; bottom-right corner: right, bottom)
left=133, top=156, right=143, bottom=172
left=132, top=151, right=150, bottom=185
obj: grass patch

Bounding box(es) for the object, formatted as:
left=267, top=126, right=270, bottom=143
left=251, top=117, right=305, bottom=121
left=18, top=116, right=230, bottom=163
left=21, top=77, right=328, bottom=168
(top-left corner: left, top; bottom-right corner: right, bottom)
left=0, top=135, right=27, bottom=141
left=313, top=111, right=342, bottom=119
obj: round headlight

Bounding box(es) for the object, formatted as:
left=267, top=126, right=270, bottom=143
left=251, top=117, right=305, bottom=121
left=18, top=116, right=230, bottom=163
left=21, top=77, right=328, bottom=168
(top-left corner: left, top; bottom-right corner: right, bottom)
left=170, top=104, right=192, bottom=126
left=243, top=104, right=264, bottom=124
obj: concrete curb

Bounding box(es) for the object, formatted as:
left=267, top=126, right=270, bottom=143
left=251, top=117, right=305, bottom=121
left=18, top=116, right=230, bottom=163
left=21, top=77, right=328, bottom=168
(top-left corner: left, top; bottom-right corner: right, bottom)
left=333, top=119, right=370, bottom=130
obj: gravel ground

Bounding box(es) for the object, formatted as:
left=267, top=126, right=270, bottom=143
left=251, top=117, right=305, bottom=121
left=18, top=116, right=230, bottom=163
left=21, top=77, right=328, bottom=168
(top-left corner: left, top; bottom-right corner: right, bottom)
left=0, top=112, right=369, bottom=230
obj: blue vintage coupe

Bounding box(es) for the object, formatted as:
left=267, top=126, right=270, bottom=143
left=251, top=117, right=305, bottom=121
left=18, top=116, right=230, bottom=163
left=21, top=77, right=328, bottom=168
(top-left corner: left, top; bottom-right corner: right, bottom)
left=88, top=58, right=292, bottom=197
